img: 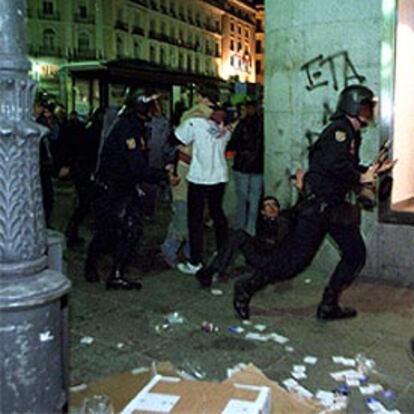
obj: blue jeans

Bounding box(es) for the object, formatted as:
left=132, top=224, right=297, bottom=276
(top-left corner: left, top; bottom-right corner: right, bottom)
left=233, top=171, right=263, bottom=236
left=161, top=200, right=190, bottom=265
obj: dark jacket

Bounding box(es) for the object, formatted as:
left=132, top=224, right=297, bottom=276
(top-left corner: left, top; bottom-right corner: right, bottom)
left=305, top=116, right=366, bottom=205
left=254, top=214, right=291, bottom=252
left=97, top=112, right=152, bottom=196
left=228, top=114, right=264, bottom=174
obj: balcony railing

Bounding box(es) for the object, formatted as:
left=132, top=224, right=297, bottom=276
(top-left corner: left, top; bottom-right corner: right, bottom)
left=132, top=26, right=145, bottom=36
left=74, top=14, right=95, bottom=24
left=72, top=48, right=97, bottom=60
left=130, top=0, right=147, bottom=6
left=28, top=44, right=63, bottom=58
left=38, top=10, right=61, bottom=20
left=115, top=20, right=129, bottom=31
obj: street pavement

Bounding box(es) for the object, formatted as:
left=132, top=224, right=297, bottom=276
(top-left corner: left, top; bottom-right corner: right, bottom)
left=54, top=184, right=414, bottom=413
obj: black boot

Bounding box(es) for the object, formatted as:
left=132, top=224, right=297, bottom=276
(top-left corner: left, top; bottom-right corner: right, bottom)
left=317, top=287, right=357, bottom=321
left=196, top=264, right=217, bottom=288
left=106, top=269, right=142, bottom=290
left=233, top=279, right=252, bottom=320
left=233, top=271, right=268, bottom=320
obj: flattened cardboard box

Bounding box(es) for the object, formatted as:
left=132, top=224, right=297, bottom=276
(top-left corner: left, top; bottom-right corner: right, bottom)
left=121, top=374, right=271, bottom=414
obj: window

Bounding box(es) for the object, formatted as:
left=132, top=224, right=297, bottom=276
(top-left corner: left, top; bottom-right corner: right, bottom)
left=178, top=52, right=183, bottom=69
left=230, top=39, right=234, bottom=51
left=237, top=41, right=242, bottom=51
left=170, top=26, right=175, bottom=39
left=150, top=20, right=156, bottom=32
left=116, top=36, right=123, bottom=56
left=245, top=29, right=249, bottom=38
left=215, top=42, right=219, bottom=57
left=161, top=22, right=167, bottom=35
left=230, top=22, right=235, bottom=32
left=238, top=25, right=242, bottom=35
left=256, top=40, right=262, bottom=53
left=187, top=55, right=192, bottom=71
left=256, top=60, right=261, bottom=74
left=150, top=45, right=157, bottom=61
left=78, top=0, right=87, bottom=17
left=134, top=42, right=140, bottom=58
left=230, top=55, right=235, bottom=66
left=160, top=47, right=165, bottom=65
left=43, top=28, right=56, bottom=48
left=78, top=32, right=90, bottom=51
left=42, top=0, right=54, bottom=15
left=195, top=56, right=200, bottom=72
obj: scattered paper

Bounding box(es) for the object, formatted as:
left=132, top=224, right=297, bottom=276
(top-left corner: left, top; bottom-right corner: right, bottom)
left=330, top=369, right=364, bottom=382
left=242, top=320, right=252, bottom=326
left=131, top=367, right=150, bottom=375
left=303, top=356, right=318, bottom=365
left=70, top=383, right=88, bottom=392
left=117, top=342, right=125, bottom=349
left=282, top=378, right=313, bottom=399
left=268, top=333, right=289, bottom=344
left=332, top=356, right=356, bottom=367
left=245, top=332, right=269, bottom=342
left=210, top=289, right=223, bottom=296
left=80, top=336, right=94, bottom=345
left=39, top=331, right=54, bottom=342
left=304, top=278, right=312, bottom=284
left=292, top=371, right=307, bottom=380
left=359, top=383, right=384, bottom=396
left=254, top=324, right=267, bottom=332
left=285, top=346, right=295, bottom=352
left=293, top=365, right=306, bottom=373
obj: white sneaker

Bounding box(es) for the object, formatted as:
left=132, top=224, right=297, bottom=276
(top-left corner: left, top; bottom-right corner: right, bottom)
left=177, top=261, right=203, bottom=275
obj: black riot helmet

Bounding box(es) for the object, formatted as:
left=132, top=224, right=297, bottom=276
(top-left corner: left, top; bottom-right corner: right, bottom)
left=124, top=90, right=160, bottom=116
left=332, top=85, right=376, bottom=124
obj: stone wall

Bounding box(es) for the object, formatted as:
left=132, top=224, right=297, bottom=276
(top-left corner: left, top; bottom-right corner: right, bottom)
left=264, top=0, right=414, bottom=285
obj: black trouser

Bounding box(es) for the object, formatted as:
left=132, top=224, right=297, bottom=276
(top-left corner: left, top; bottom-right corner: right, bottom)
left=206, top=229, right=272, bottom=274
left=86, top=187, right=143, bottom=275
left=187, top=182, right=228, bottom=264
left=240, top=199, right=366, bottom=296
left=66, top=171, right=92, bottom=239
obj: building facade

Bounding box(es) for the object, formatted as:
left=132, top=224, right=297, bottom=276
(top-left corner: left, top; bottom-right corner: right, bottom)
left=26, top=0, right=258, bottom=112
left=254, top=1, right=264, bottom=85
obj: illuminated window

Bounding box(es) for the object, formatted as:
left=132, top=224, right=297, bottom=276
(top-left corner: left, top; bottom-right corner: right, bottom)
left=43, top=28, right=56, bottom=48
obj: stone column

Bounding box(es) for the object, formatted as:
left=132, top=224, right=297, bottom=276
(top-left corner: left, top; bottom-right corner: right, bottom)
left=0, top=1, right=71, bottom=412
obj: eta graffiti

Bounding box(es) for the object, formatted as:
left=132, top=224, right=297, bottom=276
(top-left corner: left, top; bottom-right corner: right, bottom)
left=300, top=51, right=366, bottom=91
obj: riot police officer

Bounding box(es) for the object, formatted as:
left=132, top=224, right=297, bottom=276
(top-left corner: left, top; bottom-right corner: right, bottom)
left=84, top=92, right=160, bottom=290
left=233, top=85, right=395, bottom=320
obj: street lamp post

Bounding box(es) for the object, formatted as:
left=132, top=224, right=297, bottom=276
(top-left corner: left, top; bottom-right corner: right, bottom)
left=0, top=1, right=71, bottom=412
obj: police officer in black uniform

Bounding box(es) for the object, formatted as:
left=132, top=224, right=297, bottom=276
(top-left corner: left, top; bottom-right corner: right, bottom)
left=233, top=85, right=394, bottom=320
left=84, top=92, right=160, bottom=290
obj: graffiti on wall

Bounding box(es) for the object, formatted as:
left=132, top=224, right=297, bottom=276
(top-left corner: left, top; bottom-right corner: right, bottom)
left=300, top=51, right=366, bottom=91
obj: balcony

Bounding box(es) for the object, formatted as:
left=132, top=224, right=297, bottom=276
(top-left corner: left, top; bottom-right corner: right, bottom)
left=203, top=0, right=225, bottom=10
left=28, top=44, right=63, bottom=58
left=73, top=48, right=97, bottom=60
left=132, top=26, right=145, bottom=36
left=38, top=10, right=61, bottom=20
left=130, top=0, right=147, bottom=6
left=74, top=14, right=95, bottom=24
left=115, top=20, right=129, bottom=31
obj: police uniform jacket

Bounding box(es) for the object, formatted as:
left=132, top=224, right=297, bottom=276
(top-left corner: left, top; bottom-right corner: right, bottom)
left=305, top=116, right=366, bottom=205
left=98, top=111, right=151, bottom=197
